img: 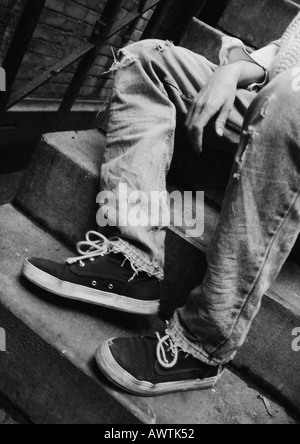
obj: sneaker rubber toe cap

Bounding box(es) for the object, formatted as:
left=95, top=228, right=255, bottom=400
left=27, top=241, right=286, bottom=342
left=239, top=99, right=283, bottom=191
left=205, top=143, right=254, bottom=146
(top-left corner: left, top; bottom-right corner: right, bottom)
left=24, top=257, right=66, bottom=280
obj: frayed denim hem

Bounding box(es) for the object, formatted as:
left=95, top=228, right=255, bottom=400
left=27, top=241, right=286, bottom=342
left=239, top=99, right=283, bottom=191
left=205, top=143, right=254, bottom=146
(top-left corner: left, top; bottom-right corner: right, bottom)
left=110, top=237, right=164, bottom=281
left=168, top=313, right=236, bottom=367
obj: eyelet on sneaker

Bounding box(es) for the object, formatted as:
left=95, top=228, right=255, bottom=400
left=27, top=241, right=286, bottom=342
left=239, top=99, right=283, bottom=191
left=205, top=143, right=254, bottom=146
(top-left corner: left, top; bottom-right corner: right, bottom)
left=92, top=281, right=97, bottom=287
left=90, top=258, right=95, bottom=262
left=108, top=284, right=114, bottom=290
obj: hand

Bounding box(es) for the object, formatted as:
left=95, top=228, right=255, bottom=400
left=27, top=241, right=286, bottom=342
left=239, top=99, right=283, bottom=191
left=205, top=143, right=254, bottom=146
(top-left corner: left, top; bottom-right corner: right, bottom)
left=185, top=64, right=240, bottom=152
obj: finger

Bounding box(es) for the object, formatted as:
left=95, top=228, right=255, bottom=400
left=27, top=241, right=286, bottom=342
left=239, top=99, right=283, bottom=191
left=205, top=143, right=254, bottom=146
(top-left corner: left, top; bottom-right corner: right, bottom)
left=195, top=107, right=214, bottom=133
left=186, top=106, right=212, bottom=153
left=188, top=126, right=204, bottom=153
left=215, top=103, right=233, bottom=137
left=191, top=105, right=218, bottom=152
left=186, top=92, right=205, bottom=128
left=185, top=102, right=196, bottom=128
left=194, top=127, right=204, bottom=152
left=186, top=98, right=203, bottom=128
left=187, top=99, right=208, bottom=132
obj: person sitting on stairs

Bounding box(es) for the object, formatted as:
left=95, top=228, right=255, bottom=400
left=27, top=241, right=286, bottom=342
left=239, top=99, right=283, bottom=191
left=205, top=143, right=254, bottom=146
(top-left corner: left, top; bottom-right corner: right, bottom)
left=22, top=13, right=300, bottom=396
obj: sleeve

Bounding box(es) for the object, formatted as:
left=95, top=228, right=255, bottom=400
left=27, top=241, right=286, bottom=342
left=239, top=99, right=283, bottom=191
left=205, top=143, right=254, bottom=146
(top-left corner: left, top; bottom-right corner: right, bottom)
left=219, top=36, right=281, bottom=91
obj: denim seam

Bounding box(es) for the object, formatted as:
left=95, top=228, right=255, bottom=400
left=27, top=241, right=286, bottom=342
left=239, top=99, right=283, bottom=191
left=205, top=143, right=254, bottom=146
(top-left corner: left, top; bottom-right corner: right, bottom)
left=212, top=187, right=300, bottom=356
left=149, top=119, right=175, bottom=244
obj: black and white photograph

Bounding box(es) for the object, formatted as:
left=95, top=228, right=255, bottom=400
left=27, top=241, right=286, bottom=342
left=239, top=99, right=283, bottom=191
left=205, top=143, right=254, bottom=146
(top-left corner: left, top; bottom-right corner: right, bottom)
left=0, top=0, right=299, bottom=426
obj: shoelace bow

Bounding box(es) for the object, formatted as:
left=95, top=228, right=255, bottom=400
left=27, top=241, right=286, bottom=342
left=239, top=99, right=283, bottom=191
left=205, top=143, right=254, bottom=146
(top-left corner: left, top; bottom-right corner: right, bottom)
left=66, top=231, right=140, bottom=282
left=156, top=332, right=183, bottom=369
left=66, top=231, right=110, bottom=265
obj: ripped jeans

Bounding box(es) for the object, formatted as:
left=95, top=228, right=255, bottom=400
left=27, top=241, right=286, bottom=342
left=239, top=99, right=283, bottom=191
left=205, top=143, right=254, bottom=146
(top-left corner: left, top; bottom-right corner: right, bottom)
left=100, top=40, right=300, bottom=365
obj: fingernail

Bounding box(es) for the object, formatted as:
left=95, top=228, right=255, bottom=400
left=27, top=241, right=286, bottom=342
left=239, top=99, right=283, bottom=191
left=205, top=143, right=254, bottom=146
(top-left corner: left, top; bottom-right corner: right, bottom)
left=217, top=128, right=224, bottom=137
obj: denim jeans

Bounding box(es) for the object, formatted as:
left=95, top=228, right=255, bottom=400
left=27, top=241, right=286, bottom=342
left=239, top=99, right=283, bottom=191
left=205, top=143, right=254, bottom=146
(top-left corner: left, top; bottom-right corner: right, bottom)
left=100, top=40, right=300, bottom=365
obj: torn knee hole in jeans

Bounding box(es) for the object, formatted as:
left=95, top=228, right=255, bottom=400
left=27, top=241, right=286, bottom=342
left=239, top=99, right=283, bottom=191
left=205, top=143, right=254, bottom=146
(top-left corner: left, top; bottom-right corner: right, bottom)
left=102, top=41, right=174, bottom=75
left=260, top=94, right=276, bottom=118
left=234, top=127, right=259, bottom=180
left=156, top=40, right=174, bottom=52
left=102, top=48, right=139, bottom=75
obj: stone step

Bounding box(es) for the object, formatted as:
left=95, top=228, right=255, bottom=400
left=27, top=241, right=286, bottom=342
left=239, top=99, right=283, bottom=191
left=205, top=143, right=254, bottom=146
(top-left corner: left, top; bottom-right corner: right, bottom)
left=0, top=203, right=298, bottom=424
left=219, top=0, right=300, bottom=49
left=0, top=171, right=25, bottom=205
left=180, top=18, right=226, bottom=65
left=13, top=129, right=300, bottom=415
left=181, top=2, right=300, bottom=60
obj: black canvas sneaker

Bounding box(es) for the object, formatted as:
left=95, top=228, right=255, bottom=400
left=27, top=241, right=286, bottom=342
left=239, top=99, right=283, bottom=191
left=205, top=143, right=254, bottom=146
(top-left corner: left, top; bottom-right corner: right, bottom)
left=96, top=331, right=223, bottom=396
left=22, top=231, right=161, bottom=315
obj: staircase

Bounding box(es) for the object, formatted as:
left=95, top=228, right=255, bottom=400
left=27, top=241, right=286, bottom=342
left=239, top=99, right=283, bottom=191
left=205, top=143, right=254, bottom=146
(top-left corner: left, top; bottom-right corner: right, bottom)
left=0, top=0, right=300, bottom=424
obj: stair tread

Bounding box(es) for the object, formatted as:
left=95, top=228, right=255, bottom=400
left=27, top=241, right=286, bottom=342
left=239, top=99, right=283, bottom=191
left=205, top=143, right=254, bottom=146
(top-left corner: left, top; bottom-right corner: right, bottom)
left=0, top=203, right=297, bottom=424
left=43, top=130, right=105, bottom=175
left=14, top=129, right=300, bottom=414
left=219, top=0, right=300, bottom=49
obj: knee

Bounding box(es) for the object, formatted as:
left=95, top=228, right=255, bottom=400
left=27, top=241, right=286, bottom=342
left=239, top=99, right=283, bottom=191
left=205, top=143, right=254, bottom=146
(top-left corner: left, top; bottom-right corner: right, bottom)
left=246, top=68, right=300, bottom=131
left=118, top=39, right=174, bottom=64
left=260, top=68, right=300, bottom=110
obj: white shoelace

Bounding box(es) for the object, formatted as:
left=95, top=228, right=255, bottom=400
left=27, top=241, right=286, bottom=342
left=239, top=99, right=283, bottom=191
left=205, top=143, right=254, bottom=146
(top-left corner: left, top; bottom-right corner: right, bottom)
left=66, top=231, right=139, bottom=282
left=156, top=332, right=180, bottom=369
left=66, top=231, right=110, bottom=265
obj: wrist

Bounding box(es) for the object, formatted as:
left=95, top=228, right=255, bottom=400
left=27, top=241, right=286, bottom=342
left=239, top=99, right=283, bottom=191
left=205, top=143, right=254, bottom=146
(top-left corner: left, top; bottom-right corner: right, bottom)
left=215, top=64, right=241, bottom=88
left=224, top=61, right=266, bottom=87
left=222, top=63, right=243, bottom=83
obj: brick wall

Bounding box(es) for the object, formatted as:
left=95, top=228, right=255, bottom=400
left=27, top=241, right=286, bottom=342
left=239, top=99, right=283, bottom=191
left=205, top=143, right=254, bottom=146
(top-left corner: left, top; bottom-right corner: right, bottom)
left=1, top=0, right=156, bottom=103
left=1, top=0, right=209, bottom=105
left=0, top=0, right=15, bottom=39
left=0, top=0, right=18, bottom=62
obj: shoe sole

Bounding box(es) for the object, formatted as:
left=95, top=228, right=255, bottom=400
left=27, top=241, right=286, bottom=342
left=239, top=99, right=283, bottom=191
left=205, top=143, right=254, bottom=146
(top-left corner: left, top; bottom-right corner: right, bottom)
left=22, top=259, right=160, bottom=315
left=96, top=340, right=223, bottom=397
